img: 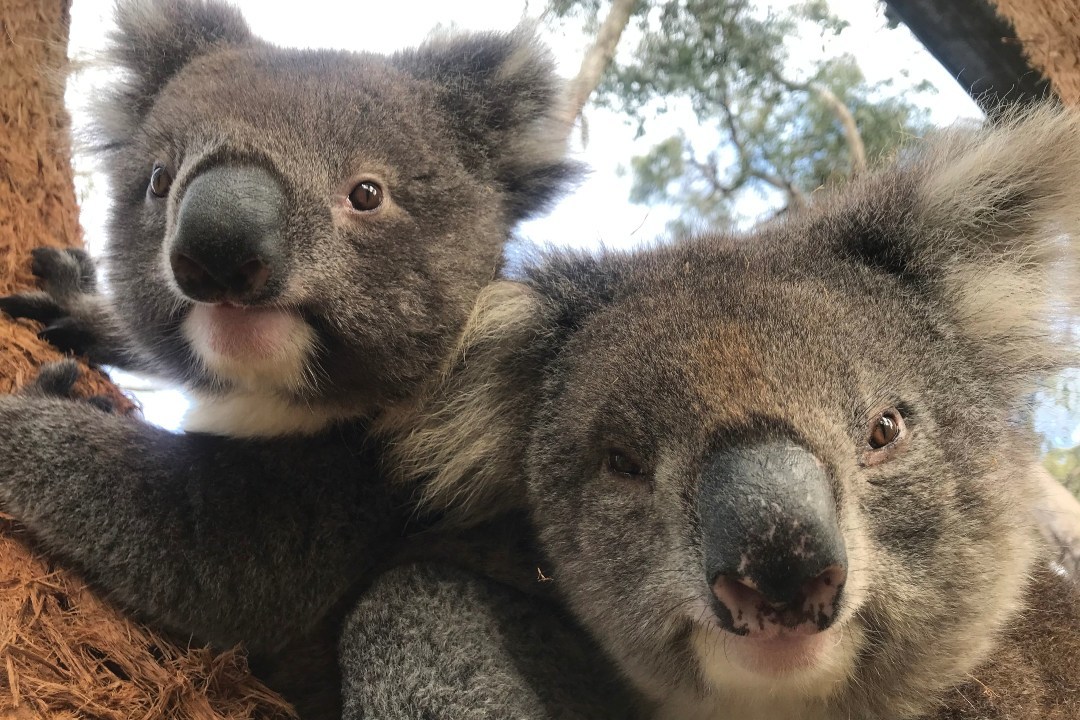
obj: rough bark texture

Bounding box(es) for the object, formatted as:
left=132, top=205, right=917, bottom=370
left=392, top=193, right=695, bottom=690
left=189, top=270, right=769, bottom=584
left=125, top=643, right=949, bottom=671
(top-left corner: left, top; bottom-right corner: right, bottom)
left=0, top=1, right=293, bottom=717
left=993, top=0, right=1080, bottom=106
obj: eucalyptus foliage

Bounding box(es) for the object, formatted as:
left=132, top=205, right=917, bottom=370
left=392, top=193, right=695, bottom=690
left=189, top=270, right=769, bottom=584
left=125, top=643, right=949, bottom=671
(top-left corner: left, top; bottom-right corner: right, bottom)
left=550, top=0, right=934, bottom=228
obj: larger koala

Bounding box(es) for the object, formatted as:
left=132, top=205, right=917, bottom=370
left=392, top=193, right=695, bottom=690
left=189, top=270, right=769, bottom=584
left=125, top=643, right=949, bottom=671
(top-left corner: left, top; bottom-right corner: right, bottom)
left=0, top=0, right=576, bottom=716
left=369, top=105, right=1080, bottom=719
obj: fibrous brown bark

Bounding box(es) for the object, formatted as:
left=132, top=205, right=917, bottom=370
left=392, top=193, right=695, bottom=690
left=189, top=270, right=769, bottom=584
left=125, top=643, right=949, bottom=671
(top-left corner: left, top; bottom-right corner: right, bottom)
left=992, top=0, right=1080, bottom=106
left=0, top=1, right=292, bottom=717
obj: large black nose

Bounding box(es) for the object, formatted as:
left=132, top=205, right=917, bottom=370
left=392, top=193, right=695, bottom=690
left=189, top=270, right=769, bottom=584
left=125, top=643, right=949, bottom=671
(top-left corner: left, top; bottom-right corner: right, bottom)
left=168, top=164, right=286, bottom=304
left=698, top=440, right=847, bottom=637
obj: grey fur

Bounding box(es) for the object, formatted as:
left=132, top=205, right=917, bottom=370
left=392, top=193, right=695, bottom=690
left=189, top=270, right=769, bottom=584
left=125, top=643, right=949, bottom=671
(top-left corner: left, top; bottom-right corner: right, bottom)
left=340, top=562, right=642, bottom=719
left=0, top=1, right=577, bottom=717
left=376, top=104, right=1080, bottom=719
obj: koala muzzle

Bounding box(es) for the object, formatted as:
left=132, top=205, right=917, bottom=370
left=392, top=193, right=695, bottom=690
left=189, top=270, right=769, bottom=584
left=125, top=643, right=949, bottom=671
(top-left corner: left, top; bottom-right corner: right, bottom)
left=169, top=165, right=286, bottom=305
left=698, top=440, right=847, bottom=637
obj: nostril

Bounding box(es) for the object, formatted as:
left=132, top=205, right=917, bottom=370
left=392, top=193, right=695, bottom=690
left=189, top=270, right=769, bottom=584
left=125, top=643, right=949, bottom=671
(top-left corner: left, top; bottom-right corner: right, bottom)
left=170, top=252, right=224, bottom=297
left=169, top=252, right=272, bottom=303
left=235, top=257, right=271, bottom=293
left=711, top=574, right=769, bottom=634
left=710, top=564, right=846, bottom=637
left=800, top=564, right=846, bottom=627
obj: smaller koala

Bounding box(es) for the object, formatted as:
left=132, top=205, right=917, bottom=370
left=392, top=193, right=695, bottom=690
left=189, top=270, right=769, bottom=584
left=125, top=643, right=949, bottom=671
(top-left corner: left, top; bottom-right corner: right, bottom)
left=374, top=105, right=1080, bottom=720
left=2, top=0, right=574, bottom=438
left=0, top=0, right=576, bottom=717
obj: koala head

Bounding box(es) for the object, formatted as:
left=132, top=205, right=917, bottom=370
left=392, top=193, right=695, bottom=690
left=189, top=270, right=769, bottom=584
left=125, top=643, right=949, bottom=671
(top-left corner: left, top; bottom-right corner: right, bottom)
left=396, top=106, right=1080, bottom=718
left=91, top=0, right=575, bottom=430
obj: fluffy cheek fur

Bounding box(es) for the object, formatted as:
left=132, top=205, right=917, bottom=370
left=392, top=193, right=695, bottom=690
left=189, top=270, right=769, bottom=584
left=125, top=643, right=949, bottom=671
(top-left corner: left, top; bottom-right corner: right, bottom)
left=835, top=464, right=1040, bottom=717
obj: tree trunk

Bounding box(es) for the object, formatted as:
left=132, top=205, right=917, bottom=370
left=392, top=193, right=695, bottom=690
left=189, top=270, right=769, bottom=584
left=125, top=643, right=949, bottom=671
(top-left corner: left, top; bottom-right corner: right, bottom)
left=559, top=0, right=638, bottom=139
left=992, top=0, right=1080, bottom=106
left=0, top=2, right=292, bottom=717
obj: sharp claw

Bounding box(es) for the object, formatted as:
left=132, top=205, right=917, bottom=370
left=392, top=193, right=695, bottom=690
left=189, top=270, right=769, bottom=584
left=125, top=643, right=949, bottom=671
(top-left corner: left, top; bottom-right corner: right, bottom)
left=0, top=293, right=65, bottom=323
left=39, top=318, right=95, bottom=356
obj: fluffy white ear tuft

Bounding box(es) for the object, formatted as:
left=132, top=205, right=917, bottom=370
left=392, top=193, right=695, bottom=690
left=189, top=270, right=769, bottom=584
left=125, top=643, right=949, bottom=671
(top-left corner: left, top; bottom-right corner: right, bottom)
left=374, top=281, right=548, bottom=525
left=912, top=104, right=1080, bottom=384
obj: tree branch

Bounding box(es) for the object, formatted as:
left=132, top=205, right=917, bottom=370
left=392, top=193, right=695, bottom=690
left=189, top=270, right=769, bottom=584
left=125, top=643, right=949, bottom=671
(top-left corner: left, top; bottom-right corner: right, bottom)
left=775, top=72, right=866, bottom=174
left=713, top=86, right=807, bottom=210
left=560, top=0, right=639, bottom=139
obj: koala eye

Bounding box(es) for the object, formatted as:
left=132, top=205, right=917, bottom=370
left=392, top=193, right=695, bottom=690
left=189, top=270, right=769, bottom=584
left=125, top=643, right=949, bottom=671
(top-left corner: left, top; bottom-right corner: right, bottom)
left=348, top=181, right=383, bottom=212
left=148, top=164, right=173, bottom=198
left=868, top=408, right=904, bottom=449
left=606, top=450, right=644, bottom=478
left=861, top=407, right=907, bottom=468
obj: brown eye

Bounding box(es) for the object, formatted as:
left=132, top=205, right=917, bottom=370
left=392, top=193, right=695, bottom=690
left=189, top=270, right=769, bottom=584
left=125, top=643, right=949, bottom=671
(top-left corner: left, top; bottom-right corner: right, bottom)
left=348, top=181, right=383, bottom=211
left=868, top=408, right=904, bottom=449
left=606, top=450, right=643, bottom=477
left=148, top=164, right=172, bottom=198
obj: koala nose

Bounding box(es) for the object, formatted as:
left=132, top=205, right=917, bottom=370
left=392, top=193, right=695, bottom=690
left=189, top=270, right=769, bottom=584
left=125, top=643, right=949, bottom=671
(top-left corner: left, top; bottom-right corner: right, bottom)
left=168, top=164, right=286, bottom=304
left=698, top=440, right=847, bottom=637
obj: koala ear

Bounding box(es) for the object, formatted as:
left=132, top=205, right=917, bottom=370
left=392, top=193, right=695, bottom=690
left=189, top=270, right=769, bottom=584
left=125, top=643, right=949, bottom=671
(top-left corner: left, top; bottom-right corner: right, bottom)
left=521, top=248, right=626, bottom=331
left=394, top=26, right=580, bottom=223
left=97, top=0, right=252, bottom=143
left=851, top=104, right=1080, bottom=390
left=375, top=281, right=555, bottom=525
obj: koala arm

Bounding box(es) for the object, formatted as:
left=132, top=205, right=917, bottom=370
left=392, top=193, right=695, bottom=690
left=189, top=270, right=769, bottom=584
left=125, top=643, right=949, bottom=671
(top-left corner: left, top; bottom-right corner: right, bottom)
left=0, top=393, right=402, bottom=653
left=340, top=562, right=645, bottom=720
left=0, top=248, right=150, bottom=372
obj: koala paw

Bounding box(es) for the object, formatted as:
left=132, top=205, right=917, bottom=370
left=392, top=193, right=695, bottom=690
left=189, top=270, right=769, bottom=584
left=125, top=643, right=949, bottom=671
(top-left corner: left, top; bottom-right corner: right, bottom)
left=30, top=246, right=97, bottom=297
left=0, top=247, right=103, bottom=359
left=22, top=360, right=117, bottom=413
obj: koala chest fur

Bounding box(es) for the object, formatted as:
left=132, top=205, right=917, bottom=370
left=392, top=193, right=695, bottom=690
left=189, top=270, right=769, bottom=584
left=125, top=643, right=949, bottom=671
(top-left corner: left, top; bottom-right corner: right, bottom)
left=395, top=104, right=1080, bottom=720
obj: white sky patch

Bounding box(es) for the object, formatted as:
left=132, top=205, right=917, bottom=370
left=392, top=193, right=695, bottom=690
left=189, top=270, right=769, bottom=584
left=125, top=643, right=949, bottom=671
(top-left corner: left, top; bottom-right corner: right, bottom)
left=65, top=0, right=985, bottom=430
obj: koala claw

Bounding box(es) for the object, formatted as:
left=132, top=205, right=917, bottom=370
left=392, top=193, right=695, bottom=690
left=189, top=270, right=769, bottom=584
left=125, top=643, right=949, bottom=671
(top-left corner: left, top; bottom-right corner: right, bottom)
left=30, top=246, right=97, bottom=294
left=21, top=360, right=116, bottom=413
left=38, top=317, right=98, bottom=357
left=0, top=292, right=65, bottom=324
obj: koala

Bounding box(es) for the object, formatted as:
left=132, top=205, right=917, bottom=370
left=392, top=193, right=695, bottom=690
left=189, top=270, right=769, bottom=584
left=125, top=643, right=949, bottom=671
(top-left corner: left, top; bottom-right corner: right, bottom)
left=367, top=104, right=1080, bottom=719
left=0, top=0, right=576, bottom=716
left=2, top=0, right=574, bottom=436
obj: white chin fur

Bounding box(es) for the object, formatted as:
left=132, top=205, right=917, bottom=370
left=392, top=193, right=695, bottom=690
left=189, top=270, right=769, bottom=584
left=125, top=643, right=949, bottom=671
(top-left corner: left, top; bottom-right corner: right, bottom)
left=182, top=306, right=316, bottom=394
left=181, top=306, right=354, bottom=437
left=182, top=391, right=354, bottom=437
left=647, top=620, right=860, bottom=720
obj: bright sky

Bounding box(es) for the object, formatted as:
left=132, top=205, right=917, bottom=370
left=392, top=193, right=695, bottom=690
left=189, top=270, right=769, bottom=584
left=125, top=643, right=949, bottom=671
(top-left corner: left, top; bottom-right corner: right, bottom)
left=65, top=0, right=986, bottom=430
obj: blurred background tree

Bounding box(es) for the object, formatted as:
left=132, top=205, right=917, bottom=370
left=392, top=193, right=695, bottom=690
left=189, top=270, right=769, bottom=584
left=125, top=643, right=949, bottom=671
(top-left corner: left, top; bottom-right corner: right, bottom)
left=548, top=0, right=934, bottom=230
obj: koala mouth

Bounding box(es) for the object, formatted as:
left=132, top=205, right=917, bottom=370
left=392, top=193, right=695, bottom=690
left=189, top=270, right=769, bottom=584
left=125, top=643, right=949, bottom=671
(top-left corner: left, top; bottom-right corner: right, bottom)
left=715, top=625, right=836, bottom=676
left=688, top=607, right=859, bottom=700
left=186, top=304, right=302, bottom=358
left=182, top=303, right=316, bottom=391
